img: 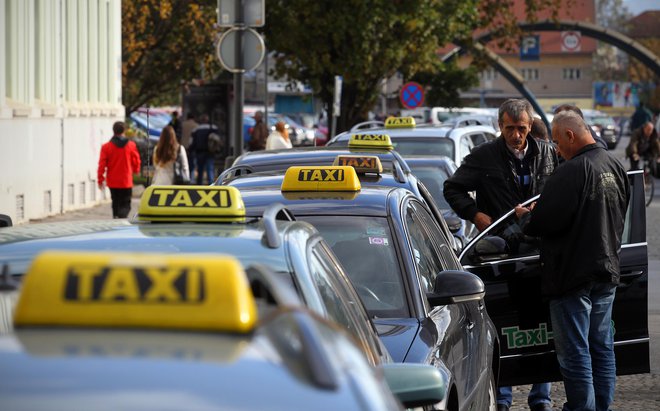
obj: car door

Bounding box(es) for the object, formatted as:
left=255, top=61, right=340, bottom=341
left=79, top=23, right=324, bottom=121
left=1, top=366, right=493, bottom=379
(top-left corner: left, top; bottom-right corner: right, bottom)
left=403, top=199, right=480, bottom=404
left=458, top=171, right=649, bottom=386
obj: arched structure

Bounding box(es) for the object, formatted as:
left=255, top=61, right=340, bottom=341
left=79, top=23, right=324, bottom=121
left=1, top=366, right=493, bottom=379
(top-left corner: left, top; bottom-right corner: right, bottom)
left=442, top=19, right=660, bottom=130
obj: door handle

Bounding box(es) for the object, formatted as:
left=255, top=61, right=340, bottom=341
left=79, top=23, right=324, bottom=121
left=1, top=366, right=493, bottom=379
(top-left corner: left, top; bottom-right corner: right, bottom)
left=620, top=270, right=643, bottom=279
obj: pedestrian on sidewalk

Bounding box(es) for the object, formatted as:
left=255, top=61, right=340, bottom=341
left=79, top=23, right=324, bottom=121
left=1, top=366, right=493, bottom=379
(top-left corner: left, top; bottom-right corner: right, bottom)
left=515, top=110, right=630, bottom=411
left=97, top=121, right=141, bottom=218
left=152, top=125, right=189, bottom=185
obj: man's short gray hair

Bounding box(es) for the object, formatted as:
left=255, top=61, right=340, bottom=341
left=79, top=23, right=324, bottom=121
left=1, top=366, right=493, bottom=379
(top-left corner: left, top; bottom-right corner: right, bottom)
left=498, top=99, right=535, bottom=124
left=551, top=110, right=589, bottom=135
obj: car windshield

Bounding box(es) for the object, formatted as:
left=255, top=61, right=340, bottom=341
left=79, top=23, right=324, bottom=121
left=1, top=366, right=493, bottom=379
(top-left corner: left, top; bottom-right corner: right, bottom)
left=391, top=137, right=454, bottom=158
left=300, top=216, right=408, bottom=319
left=409, top=166, right=451, bottom=209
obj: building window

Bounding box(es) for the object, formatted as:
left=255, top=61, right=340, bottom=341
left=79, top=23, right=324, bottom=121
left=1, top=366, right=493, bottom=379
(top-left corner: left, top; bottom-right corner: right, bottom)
left=480, top=68, right=499, bottom=81
left=44, top=190, right=52, bottom=213
left=68, top=183, right=75, bottom=205
left=90, top=180, right=97, bottom=202
left=16, top=194, right=25, bottom=221
left=80, top=182, right=86, bottom=205
left=521, top=68, right=539, bottom=81
left=562, top=68, right=581, bottom=80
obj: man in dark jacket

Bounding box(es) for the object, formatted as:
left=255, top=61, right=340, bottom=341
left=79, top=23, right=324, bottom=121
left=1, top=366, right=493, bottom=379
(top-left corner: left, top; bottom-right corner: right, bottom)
left=443, top=98, right=557, bottom=411
left=515, top=110, right=629, bottom=411
left=626, top=121, right=660, bottom=171
left=189, top=114, right=219, bottom=184
left=97, top=121, right=141, bottom=218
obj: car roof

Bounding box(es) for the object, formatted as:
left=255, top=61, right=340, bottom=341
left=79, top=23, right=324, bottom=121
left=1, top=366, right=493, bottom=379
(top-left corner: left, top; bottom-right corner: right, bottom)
left=237, top=185, right=398, bottom=218
left=329, top=124, right=497, bottom=144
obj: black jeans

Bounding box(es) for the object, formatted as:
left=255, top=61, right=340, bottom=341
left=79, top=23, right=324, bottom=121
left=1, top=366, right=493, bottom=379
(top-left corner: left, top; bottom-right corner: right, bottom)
left=109, top=187, right=133, bottom=218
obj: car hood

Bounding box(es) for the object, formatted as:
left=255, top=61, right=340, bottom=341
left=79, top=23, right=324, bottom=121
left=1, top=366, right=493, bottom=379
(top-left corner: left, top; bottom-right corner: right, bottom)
left=374, top=318, right=420, bottom=363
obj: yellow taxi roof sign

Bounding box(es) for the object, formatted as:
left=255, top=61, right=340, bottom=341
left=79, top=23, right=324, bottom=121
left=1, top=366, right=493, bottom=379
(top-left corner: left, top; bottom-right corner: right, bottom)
left=281, top=166, right=361, bottom=192
left=385, top=116, right=416, bottom=128
left=348, top=134, right=393, bottom=150
left=333, top=155, right=383, bottom=174
left=14, top=251, right=257, bottom=333
left=138, top=185, right=245, bottom=223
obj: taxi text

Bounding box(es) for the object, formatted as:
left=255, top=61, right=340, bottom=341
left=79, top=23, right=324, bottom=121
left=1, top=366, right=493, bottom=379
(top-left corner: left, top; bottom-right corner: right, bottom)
left=298, top=169, right=345, bottom=182
left=64, top=265, right=205, bottom=303
left=148, top=188, right=231, bottom=208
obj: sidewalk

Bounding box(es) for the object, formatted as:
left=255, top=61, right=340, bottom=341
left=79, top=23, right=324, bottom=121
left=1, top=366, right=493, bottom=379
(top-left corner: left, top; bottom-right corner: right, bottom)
left=26, top=190, right=660, bottom=410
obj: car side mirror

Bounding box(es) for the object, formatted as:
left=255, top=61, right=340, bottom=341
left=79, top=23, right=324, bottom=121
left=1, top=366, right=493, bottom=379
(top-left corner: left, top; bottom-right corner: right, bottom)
left=426, top=270, right=485, bottom=306
left=380, top=363, right=446, bottom=408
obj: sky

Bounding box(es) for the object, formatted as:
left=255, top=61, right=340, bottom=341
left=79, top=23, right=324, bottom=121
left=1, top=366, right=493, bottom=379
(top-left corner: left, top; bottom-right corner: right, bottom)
left=623, top=0, right=660, bottom=15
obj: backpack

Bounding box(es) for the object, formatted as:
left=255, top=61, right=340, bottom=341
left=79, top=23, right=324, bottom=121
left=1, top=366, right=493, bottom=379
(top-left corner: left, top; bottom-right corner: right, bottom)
left=207, top=132, right=222, bottom=154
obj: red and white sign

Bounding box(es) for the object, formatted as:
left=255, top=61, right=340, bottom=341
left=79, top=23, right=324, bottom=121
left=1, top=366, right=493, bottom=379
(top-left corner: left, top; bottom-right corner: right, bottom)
left=561, top=31, right=581, bottom=52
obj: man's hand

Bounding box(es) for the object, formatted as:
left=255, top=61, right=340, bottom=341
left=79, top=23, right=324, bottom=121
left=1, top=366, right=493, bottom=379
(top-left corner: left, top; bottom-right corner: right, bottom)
left=514, top=204, right=531, bottom=219
left=98, top=183, right=104, bottom=191
left=473, top=212, right=493, bottom=232
left=632, top=153, right=640, bottom=161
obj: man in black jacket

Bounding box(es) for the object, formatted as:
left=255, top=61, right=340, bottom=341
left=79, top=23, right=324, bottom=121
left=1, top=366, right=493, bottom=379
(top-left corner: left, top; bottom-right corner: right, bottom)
left=515, top=111, right=630, bottom=411
left=443, top=99, right=557, bottom=411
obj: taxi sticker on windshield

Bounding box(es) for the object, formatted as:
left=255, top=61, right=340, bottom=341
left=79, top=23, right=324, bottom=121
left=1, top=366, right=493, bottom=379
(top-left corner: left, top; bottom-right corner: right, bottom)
left=281, top=166, right=361, bottom=192
left=368, top=237, right=389, bottom=246
left=14, top=251, right=257, bottom=333
left=138, top=185, right=245, bottom=223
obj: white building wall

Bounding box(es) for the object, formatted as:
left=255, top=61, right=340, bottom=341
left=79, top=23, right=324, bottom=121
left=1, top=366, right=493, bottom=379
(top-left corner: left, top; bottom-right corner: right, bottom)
left=0, top=0, right=123, bottom=224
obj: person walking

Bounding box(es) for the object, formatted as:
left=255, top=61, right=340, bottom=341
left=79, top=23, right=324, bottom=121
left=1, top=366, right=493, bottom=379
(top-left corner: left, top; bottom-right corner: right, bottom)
left=248, top=110, right=268, bottom=151
left=181, top=112, right=199, bottom=181
left=152, top=125, right=189, bottom=185
left=443, top=98, right=557, bottom=411
left=168, top=110, right=182, bottom=142
left=189, top=114, right=219, bottom=184
left=515, top=110, right=630, bottom=411
left=97, top=121, right=141, bottom=218
left=266, top=121, right=293, bottom=150
left=626, top=121, right=660, bottom=171
left=630, top=101, right=653, bottom=133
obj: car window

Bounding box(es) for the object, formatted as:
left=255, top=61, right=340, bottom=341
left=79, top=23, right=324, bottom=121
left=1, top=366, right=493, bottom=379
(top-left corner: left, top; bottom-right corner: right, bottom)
left=391, top=137, right=454, bottom=158
left=411, top=201, right=462, bottom=271
left=458, top=135, right=473, bottom=163
left=301, top=216, right=408, bottom=318
left=469, top=132, right=487, bottom=146
left=410, top=166, right=451, bottom=209
left=310, top=242, right=385, bottom=364
left=404, top=201, right=446, bottom=294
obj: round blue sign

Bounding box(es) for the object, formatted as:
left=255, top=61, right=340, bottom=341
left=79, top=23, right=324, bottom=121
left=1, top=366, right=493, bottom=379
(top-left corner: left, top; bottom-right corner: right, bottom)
left=399, top=82, right=425, bottom=109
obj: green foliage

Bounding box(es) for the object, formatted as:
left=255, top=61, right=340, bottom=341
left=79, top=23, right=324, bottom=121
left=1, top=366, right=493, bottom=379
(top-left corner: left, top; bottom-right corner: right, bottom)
left=122, top=0, right=218, bottom=115
left=265, top=0, right=563, bottom=131
left=412, top=62, right=480, bottom=108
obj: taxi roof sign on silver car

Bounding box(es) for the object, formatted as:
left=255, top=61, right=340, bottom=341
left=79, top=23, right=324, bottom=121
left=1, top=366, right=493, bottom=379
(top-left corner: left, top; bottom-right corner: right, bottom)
left=14, top=251, right=258, bottom=333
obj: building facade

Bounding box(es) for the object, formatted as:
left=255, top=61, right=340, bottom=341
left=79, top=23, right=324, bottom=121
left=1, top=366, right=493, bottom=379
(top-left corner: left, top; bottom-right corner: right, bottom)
left=1, top=0, right=124, bottom=224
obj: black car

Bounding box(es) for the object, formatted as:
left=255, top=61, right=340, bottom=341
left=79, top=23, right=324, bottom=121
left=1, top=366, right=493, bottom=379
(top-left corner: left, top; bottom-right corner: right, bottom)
left=458, top=170, right=649, bottom=385
left=233, top=166, right=500, bottom=411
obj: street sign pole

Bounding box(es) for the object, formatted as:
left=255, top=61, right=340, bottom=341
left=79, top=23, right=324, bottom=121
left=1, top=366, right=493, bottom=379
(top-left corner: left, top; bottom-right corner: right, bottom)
left=233, top=0, right=244, bottom=157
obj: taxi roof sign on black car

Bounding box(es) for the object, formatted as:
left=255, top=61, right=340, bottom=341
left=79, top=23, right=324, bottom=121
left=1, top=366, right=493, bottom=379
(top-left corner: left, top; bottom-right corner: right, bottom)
left=14, top=251, right=257, bottom=333
left=137, top=185, right=246, bottom=223
left=281, top=166, right=361, bottom=192
left=385, top=116, right=416, bottom=129
left=333, top=155, right=383, bottom=174
left=348, top=133, right=394, bottom=150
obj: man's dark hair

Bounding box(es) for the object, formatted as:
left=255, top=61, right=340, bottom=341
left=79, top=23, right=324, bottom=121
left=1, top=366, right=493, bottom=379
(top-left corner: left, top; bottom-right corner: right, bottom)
left=112, top=121, right=125, bottom=135
left=187, top=112, right=195, bottom=120
left=553, top=104, right=584, bottom=119
left=498, top=99, right=535, bottom=124
left=530, top=118, right=549, bottom=141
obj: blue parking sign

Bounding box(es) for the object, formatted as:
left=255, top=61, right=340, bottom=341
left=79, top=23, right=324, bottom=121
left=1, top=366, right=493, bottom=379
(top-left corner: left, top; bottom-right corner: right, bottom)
left=520, top=35, right=540, bottom=61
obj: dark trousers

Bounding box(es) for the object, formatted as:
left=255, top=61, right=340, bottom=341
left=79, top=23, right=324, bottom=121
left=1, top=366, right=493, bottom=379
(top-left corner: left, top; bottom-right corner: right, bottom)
left=109, top=187, right=133, bottom=218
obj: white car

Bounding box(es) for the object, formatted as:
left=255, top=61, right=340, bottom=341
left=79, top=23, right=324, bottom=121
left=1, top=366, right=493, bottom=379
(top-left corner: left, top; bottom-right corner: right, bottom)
left=328, top=118, right=498, bottom=166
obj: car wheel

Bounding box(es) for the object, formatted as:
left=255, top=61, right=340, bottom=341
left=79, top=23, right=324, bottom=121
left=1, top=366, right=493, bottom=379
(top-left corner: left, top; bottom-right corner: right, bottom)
left=486, top=370, right=497, bottom=411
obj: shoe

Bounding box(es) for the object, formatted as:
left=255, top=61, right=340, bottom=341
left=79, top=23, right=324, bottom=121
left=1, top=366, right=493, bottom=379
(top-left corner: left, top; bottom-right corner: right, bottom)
left=530, top=403, right=553, bottom=411
left=497, top=405, right=510, bottom=411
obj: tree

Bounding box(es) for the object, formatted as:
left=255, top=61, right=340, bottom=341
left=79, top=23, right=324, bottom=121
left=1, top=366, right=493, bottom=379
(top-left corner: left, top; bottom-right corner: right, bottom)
left=264, top=0, right=563, bottom=132
left=122, top=0, right=218, bottom=115
left=593, top=0, right=632, bottom=81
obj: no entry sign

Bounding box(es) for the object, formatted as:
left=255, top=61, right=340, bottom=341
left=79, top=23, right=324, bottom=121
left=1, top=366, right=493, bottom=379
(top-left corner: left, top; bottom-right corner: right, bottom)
left=399, top=82, right=425, bottom=109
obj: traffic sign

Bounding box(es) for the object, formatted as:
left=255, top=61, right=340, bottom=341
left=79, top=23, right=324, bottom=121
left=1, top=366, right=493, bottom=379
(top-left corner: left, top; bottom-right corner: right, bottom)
left=520, top=35, right=540, bottom=61
left=399, top=82, right=425, bottom=109
left=561, top=31, right=581, bottom=52
left=217, top=0, right=265, bottom=27
left=216, top=27, right=265, bottom=73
